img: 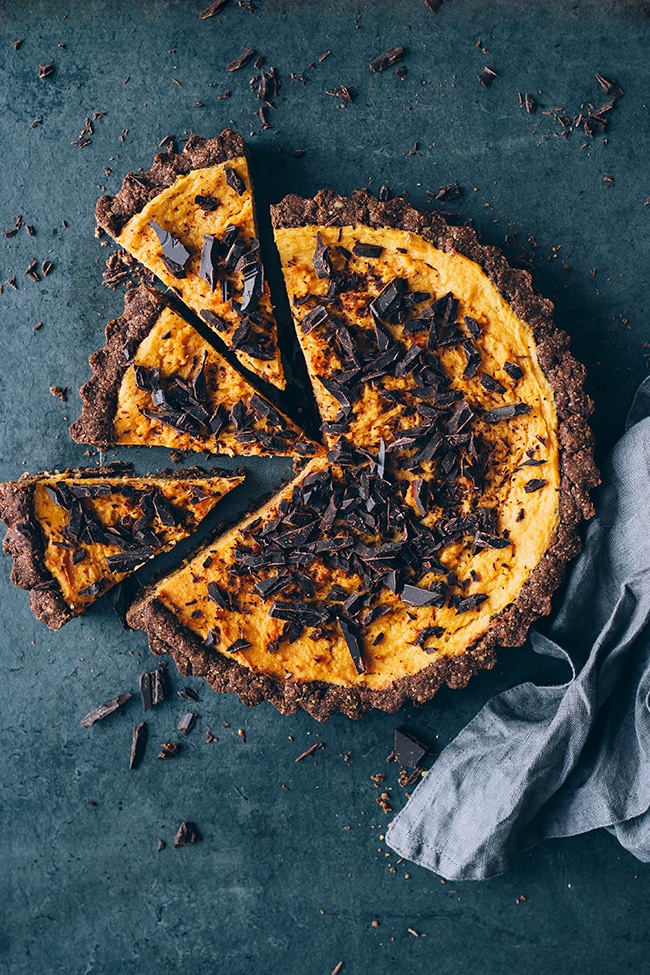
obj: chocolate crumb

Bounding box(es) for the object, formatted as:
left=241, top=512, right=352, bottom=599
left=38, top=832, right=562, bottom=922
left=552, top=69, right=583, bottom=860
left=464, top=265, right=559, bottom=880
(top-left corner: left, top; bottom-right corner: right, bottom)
left=174, top=821, right=201, bottom=847
left=226, top=47, right=255, bottom=72
left=49, top=385, right=69, bottom=402
left=157, top=840, right=166, bottom=852
left=157, top=742, right=180, bottom=760
left=477, top=65, right=497, bottom=88
left=369, top=46, right=404, bottom=73
left=38, top=63, right=54, bottom=79
left=295, top=742, right=324, bottom=762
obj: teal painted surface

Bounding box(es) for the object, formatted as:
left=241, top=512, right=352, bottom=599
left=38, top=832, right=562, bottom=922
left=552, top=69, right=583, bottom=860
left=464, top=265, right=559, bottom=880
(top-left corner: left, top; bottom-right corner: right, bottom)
left=0, top=2, right=649, bottom=972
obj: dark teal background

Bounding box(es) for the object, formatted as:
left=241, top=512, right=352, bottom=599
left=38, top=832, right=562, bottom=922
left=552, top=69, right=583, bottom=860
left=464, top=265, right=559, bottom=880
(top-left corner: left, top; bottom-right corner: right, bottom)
left=1, top=2, right=649, bottom=973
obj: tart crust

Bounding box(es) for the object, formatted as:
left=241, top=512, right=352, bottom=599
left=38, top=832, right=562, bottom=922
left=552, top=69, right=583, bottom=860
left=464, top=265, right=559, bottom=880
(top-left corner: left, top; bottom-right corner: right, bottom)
left=0, top=464, right=243, bottom=630
left=125, top=195, right=598, bottom=720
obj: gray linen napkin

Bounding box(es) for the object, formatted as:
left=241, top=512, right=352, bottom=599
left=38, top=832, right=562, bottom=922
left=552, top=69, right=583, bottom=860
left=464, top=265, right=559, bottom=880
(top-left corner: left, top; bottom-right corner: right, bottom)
left=386, top=377, right=650, bottom=880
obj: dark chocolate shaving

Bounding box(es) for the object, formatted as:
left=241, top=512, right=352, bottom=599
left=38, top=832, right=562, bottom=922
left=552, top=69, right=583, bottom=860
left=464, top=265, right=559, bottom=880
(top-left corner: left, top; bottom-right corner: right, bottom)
left=80, top=692, right=132, bottom=729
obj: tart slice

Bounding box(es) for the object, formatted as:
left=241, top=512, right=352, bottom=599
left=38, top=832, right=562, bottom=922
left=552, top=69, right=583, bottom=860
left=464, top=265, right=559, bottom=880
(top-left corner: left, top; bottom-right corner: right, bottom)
left=70, top=285, right=318, bottom=459
left=0, top=463, right=244, bottom=630
left=95, top=130, right=286, bottom=389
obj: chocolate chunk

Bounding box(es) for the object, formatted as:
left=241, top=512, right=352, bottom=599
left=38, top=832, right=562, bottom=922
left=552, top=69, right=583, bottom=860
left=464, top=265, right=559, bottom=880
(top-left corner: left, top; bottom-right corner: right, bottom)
left=313, top=231, right=333, bottom=279
left=483, top=403, right=532, bottom=423
left=226, top=47, right=255, bottom=72
left=148, top=221, right=190, bottom=276
left=370, top=277, right=406, bottom=320
left=80, top=692, right=132, bottom=729
left=178, top=686, right=199, bottom=702
left=200, top=309, right=227, bottom=331
left=434, top=182, right=461, bottom=203
left=524, top=478, right=547, bottom=493
left=174, top=821, right=201, bottom=847
left=226, top=639, right=253, bottom=653
left=199, top=234, right=219, bottom=290
left=105, top=548, right=156, bottom=573
left=224, top=166, right=246, bottom=195
left=478, top=65, right=498, bottom=88
left=78, top=579, right=106, bottom=598
left=401, top=584, right=446, bottom=608
left=456, top=592, right=488, bottom=613
left=301, top=304, right=328, bottom=334
left=326, top=85, right=355, bottom=103
left=369, top=46, right=404, bottom=73
left=240, top=262, right=264, bottom=314
left=352, top=242, right=384, bottom=258
left=480, top=373, right=506, bottom=395
left=199, top=0, right=228, bottom=17
left=195, top=194, right=219, bottom=211
left=394, top=727, right=428, bottom=768
left=338, top=618, right=366, bottom=674
left=504, top=361, right=524, bottom=381
left=178, top=712, right=198, bottom=736
left=139, top=668, right=167, bottom=712
left=129, top=722, right=147, bottom=769
left=207, top=581, right=229, bottom=609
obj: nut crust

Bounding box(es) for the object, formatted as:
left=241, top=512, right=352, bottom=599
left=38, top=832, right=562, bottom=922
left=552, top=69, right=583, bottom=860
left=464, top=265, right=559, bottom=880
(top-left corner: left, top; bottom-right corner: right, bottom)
left=95, top=130, right=246, bottom=238
left=128, top=190, right=599, bottom=720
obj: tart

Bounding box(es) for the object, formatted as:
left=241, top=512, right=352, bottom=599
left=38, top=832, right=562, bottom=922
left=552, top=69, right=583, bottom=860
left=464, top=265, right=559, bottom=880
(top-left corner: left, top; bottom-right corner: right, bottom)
left=95, top=130, right=286, bottom=389
left=70, top=285, right=317, bottom=459
left=125, top=191, right=598, bottom=721
left=0, top=462, right=244, bottom=630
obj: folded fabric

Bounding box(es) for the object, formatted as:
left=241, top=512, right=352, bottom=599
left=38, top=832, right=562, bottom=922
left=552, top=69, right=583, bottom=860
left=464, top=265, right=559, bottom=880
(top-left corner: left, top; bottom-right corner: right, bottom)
left=386, top=377, right=650, bottom=880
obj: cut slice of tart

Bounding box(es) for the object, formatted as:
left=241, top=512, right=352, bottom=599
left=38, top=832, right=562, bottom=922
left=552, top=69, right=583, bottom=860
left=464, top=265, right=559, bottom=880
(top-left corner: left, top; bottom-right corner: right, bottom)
left=70, top=285, right=318, bottom=459
left=95, top=130, right=286, bottom=389
left=0, top=462, right=244, bottom=630
left=125, top=194, right=598, bottom=720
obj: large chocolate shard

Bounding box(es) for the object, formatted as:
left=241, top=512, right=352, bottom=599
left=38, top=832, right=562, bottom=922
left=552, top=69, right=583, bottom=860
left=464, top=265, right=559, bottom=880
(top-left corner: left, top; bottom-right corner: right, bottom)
left=139, top=668, right=167, bottom=711
left=148, top=221, right=190, bottom=277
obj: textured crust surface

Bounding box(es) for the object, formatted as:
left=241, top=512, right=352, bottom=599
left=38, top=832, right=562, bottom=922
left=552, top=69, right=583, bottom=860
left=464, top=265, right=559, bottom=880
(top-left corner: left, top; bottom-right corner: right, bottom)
left=0, top=464, right=237, bottom=631
left=70, top=285, right=168, bottom=449
left=128, top=190, right=599, bottom=721
left=95, top=130, right=246, bottom=237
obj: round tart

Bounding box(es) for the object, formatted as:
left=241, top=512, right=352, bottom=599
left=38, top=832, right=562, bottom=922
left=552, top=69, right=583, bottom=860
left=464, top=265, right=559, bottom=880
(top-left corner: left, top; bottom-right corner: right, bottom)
left=125, top=190, right=598, bottom=720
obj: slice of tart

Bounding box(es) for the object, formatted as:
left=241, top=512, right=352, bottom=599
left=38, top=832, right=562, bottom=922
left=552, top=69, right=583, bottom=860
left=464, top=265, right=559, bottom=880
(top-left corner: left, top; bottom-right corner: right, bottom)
left=126, top=195, right=598, bottom=720
left=0, top=463, right=244, bottom=630
left=95, top=130, right=286, bottom=389
left=70, top=285, right=318, bottom=459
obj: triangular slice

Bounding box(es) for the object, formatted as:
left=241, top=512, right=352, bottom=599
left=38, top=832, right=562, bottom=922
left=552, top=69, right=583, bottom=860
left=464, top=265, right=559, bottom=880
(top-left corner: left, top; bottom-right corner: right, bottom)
left=0, top=463, right=244, bottom=630
left=127, top=451, right=534, bottom=721
left=96, top=130, right=286, bottom=389
left=70, top=285, right=318, bottom=458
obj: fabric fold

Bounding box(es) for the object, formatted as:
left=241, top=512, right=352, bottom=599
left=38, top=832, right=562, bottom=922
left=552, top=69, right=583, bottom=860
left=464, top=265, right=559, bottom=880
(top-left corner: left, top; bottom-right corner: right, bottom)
left=387, top=378, right=650, bottom=880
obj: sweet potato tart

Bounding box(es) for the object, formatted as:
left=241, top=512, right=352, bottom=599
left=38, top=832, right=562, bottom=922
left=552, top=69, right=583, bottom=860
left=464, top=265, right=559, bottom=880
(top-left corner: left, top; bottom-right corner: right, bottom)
left=125, top=190, right=598, bottom=721
left=0, top=463, right=244, bottom=630
left=95, top=129, right=286, bottom=389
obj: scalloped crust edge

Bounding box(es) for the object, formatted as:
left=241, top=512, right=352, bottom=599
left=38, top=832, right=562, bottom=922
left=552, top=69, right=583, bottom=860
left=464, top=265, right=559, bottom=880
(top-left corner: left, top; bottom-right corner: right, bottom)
left=127, top=189, right=600, bottom=721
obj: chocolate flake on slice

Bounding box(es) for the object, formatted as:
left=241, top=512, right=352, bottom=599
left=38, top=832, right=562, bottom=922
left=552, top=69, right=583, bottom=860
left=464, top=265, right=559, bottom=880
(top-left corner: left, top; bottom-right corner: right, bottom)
left=369, top=46, right=405, bottom=73
left=178, top=712, right=198, bottom=736
left=456, top=592, right=488, bottom=614
left=174, top=821, right=201, bottom=847
left=195, top=194, right=219, bottom=211
left=394, top=727, right=428, bottom=768
left=224, top=166, right=246, bottom=195
left=401, top=584, right=446, bottom=608
left=483, top=403, right=532, bottom=423
left=78, top=579, right=106, bottom=598
left=480, top=373, right=506, bottom=395
left=504, top=361, right=524, bottom=381
left=199, top=234, right=219, bottom=290
left=80, top=692, right=132, bottom=729
left=352, top=242, right=384, bottom=259
left=370, top=277, right=406, bottom=320
left=140, top=668, right=167, bottom=712
left=312, top=231, right=333, bottom=279
left=301, top=304, right=329, bottom=334
left=338, top=618, right=366, bottom=674
left=226, top=638, right=253, bottom=653
left=524, top=478, right=547, bottom=493
left=148, top=221, right=190, bottom=277
left=129, top=721, right=147, bottom=769
left=200, top=308, right=227, bottom=331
